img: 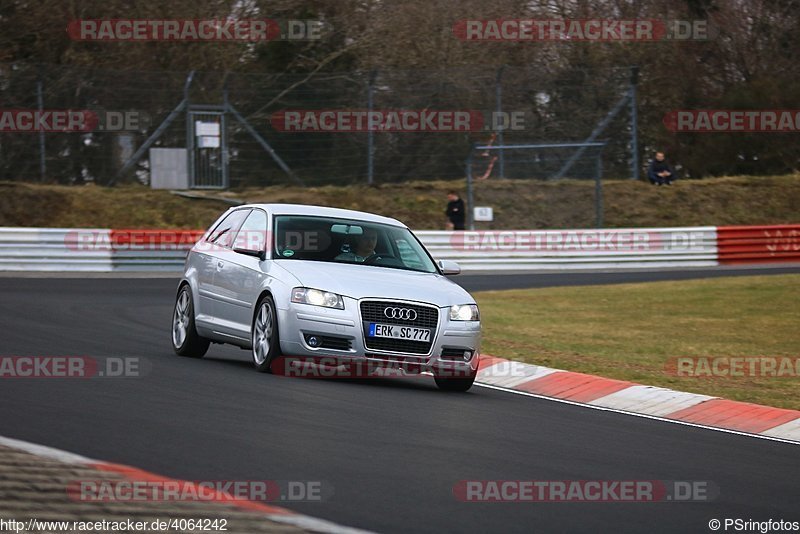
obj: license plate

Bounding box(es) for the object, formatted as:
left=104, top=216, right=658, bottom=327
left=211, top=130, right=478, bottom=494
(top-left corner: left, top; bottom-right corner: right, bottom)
left=368, top=323, right=431, bottom=342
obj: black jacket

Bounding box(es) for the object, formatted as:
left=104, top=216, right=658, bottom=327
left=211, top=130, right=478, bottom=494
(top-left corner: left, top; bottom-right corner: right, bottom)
left=445, top=198, right=466, bottom=229
left=648, top=159, right=675, bottom=182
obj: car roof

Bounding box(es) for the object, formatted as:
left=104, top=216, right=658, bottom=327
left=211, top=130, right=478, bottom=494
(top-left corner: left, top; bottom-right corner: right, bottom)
left=233, top=203, right=407, bottom=228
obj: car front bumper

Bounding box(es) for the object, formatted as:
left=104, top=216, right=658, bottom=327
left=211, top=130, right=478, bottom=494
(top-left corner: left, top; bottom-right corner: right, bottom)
left=277, top=297, right=481, bottom=376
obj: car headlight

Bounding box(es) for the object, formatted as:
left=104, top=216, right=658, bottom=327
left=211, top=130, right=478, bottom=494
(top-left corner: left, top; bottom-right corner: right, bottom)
left=449, top=304, right=479, bottom=321
left=291, top=287, right=344, bottom=309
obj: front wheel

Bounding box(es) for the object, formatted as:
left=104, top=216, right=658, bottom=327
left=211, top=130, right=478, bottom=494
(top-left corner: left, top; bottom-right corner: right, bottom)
left=252, top=295, right=280, bottom=373
left=434, top=369, right=477, bottom=392
left=172, top=285, right=210, bottom=358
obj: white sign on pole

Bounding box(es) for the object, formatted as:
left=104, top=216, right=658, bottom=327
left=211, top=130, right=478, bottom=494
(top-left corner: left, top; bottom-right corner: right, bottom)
left=195, top=121, right=220, bottom=137
left=198, top=136, right=220, bottom=148
left=474, top=206, right=494, bottom=222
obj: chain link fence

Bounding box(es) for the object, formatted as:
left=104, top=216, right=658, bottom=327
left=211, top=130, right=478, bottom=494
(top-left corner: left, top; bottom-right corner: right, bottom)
left=0, top=63, right=636, bottom=187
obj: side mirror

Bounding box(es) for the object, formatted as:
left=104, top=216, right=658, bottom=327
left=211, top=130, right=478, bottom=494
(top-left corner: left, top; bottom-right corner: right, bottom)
left=438, top=259, right=461, bottom=275
left=234, top=247, right=266, bottom=261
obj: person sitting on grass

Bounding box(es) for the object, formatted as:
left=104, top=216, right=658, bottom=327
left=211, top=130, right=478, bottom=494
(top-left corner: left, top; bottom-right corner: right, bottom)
left=647, top=151, right=677, bottom=186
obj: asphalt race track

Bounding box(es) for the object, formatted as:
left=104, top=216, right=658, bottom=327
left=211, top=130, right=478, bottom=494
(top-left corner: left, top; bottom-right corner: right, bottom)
left=1, top=272, right=799, bottom=533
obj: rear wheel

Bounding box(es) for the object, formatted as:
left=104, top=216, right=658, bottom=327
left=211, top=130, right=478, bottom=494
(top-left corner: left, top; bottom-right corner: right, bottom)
left=172, top=286, right=210, bottom=358
left=434, top=369, right=477, bottom=392
left=252, top=295, right=280, bottom=373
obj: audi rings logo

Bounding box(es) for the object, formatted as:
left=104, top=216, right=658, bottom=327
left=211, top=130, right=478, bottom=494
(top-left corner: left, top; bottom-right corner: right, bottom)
left=384, top=307, right=417, bottom=321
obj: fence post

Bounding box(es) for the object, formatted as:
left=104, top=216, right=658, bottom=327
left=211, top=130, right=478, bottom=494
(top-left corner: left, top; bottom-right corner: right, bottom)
left=495, top=66, right=505, bottom=179
left=630, top=66, right=639, bottom=180
left=222, top=74, right=231, bottom=189
left=185, top=71, right=195, bottom=188
left=466, top=146, right=475, bottom=230
left=595, top=152, right=604, bottom=228
left=367, top=69, right=377, bottom=185
left=36, top=78, right=46, bottom=181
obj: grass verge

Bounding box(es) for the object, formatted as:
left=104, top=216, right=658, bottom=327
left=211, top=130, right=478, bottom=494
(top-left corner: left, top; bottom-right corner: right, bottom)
left=475, top=274, right=800, bottom=410
left=1, top=174, right=799, bottom=230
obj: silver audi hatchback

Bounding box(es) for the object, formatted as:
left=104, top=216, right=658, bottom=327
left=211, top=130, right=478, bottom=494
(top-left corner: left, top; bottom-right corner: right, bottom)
left=172, top=204, right=481, bottom=391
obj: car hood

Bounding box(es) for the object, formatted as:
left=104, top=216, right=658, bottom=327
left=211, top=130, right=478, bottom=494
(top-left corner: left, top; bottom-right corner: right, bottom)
left=274, top=260, right=474, bottom=306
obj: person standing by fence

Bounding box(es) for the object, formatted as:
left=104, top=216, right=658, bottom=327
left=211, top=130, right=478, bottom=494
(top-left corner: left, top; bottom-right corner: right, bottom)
left=445, top=191, right=466, bottom=230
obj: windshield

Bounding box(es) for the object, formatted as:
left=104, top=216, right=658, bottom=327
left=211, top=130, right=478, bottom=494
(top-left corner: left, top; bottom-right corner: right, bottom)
left=273, top=215, right=438, bottom=274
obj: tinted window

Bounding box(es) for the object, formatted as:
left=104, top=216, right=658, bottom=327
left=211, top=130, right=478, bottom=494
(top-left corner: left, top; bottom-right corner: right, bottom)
left=206, top=209, right=250, bottom=248
left=273, top=215, right=437, bottom=273
left=232, top=209, right=268, bottom=251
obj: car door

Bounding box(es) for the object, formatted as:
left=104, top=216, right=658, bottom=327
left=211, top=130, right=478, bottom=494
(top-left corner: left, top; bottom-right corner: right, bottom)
left=200, top=209, right=250, bottom=329
left=213, top=208, right=268, bottom=340
left=192, top=210, right=234, bottom=327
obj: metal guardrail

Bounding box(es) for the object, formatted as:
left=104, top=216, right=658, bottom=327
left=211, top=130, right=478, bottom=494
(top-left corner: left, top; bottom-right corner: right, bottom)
left=0, top=226, right=726, bottom=272
left=0, top=228, right=112, bottom=271
left=717, top=225, right=800, bottom=265
left=420, top=228, right=718, bottom=270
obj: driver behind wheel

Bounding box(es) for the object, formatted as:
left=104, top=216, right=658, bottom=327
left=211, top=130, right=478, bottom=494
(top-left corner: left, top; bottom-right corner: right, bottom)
left=335, top=227, right=378, bottom=263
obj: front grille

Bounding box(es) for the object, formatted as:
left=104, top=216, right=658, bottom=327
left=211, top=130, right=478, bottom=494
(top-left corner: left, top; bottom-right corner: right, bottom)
left=360, top=301, right=438, bottom=328
left=360, top=300, right=439, bottom=355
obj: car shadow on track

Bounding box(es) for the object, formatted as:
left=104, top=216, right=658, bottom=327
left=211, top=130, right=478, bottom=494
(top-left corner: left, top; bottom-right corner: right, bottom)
left=195, top=352, right=472, bottom=394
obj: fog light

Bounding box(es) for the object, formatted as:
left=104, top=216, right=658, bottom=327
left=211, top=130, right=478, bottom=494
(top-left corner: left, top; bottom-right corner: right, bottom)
left=306, top=335, right=321, bottom=348
left=441, top=348, right=473, bottom=361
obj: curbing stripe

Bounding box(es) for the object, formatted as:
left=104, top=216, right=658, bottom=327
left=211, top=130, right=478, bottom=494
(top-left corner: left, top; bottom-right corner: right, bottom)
left=664, top=399, right=800, bottom=434
left=515, top=370, right=632, bottom=403
left=481, top=363, right=560, bottom=389
left=762, top=418, right=800, bottom=441
left=90, top=461, right=293, bottom=516
left=0, top=435, right=95, bottom=465
left=588, top=385, right=715, bottom=417
left=476, top=355, right=800, bottom=443
left=0, top=434, right=374, bottom=534
left=477, top=355, right=561, bottom=389
left=476, top=382, right=800, bottom=446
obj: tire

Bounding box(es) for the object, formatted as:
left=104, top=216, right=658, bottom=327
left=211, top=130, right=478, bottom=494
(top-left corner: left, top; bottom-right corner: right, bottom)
left=172, top=285, right=210, bottom=358
left=434, top=369, right=477, bottom=392
left=252, top=295, right=280, bottom=373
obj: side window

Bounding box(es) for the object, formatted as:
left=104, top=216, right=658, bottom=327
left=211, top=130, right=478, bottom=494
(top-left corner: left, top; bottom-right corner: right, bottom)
left=232, top=210, right=268, bottom=251
left=206, top=209, right=250, bottom=248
